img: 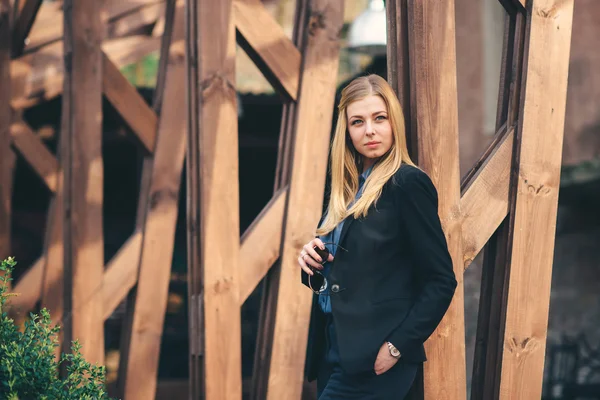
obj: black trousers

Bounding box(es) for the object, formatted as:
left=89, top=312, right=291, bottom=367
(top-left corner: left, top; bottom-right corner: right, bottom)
left=317, top=314, right=418, bottom=400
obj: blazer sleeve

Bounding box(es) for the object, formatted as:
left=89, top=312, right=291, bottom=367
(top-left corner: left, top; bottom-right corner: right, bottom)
left=386, top=168, right=457, bottom=356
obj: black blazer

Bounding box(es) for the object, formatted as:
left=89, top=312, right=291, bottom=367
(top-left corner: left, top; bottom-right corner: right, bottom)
left=301, top=164, right=457, bottom=380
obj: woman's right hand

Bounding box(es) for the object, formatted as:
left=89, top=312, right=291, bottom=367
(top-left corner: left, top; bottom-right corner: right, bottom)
left=297, top=238, right=334, bottom=276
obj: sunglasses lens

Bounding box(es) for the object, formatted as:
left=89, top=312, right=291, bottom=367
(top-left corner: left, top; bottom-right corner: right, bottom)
left=309, top=272, right=327, bottom=294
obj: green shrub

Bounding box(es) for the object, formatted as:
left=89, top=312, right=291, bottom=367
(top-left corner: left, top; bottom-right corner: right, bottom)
left=0, top=257, right=116, bottom=400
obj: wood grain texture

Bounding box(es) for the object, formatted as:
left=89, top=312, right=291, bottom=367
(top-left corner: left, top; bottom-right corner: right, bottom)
left=234, top=0, right=301, bottom=101
left=10, top=120, right=58, bottom=192
left=386, top=0, right=415, bottom=158
left=11, top=35, right=160, bottom=110
left=461, top=127, right=514, bottom=270
left=499, top=1, right=574, bottom=398
left=120, top=30, right=187, bottom=400
left=102, top=52, right=158, bottom=154
left=61, top=0, right=105, bottom=364
left=239, top=188, right=287, bottom=303
left=266, top=1, right=344, bottom=399
left=188, top=0, right=242, bottom=398
left=406, top=0, right=466, bottom=398
left=25, top=0, right=163, bottom=52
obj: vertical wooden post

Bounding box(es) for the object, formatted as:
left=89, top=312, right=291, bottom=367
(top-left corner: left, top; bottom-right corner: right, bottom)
left=499, top=1, right=574, bottom=398
left=117, top=2, right=179, bottom=399
left=251, top=1, right=308, bottom=398
left=187, top=0, right=242, bottom=399
left=386, top=0, right=416, bottom=160
left=0, top=0, right=13, bottom=270
left=405, top=1, right=467, bottom=399
left=61, top=0, right=105, bottom=364
left=265, top=1, right=344, bottom=399
left=118, top=7, right=187, bottom=399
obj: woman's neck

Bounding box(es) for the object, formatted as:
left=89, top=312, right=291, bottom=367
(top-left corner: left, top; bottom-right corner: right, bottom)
left=362, top=158, right=376, bottom=173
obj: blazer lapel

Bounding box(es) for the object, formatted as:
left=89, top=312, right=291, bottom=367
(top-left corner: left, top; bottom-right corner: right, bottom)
left=338, top=216, right=355, bottom=247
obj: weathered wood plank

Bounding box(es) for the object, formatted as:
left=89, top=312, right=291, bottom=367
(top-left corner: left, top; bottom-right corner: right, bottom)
left=119, top=36, right=187, bottom=400
left=386, top=0, right=415, bottom=158
left=10, top=120, right=58, bottom=192
left=102, top=52, right=158, bottom=154
left=239, top=189, right=287, bottom=303
left=11, top=0, right=42, bottom=57
left=61, top=0, right=105, bottom=364
left=25, top=0, right=164, bottom=53
left=188, top=0, right=242, bottom=398
left=406, top=0, right=466, bottom=398
left=265, top=1, right=344, bottom=399
left=0, top=0, right=13, bottom=274
left=251, top=1, right=308, bottom=397
left=234, top=0, right=301, bottom=101
left=461, top=127, right=514, bottom=270
left=11, top=35, right=161, bottom=110
left=499, top=1, right=574, bottom=398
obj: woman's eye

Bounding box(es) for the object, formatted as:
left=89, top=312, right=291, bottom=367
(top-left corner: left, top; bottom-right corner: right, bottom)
left=376, top=115, right=387, bottom=121
left=351, top=119, right=363, bottom=125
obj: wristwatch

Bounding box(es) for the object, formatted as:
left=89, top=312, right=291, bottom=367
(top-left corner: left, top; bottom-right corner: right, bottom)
left=387, top=341, right=401, bottom=359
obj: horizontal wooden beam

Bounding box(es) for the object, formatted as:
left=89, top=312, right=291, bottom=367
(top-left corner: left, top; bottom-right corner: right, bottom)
left=10, top=119, right=58, bottom=193
left=460, top=127, right=514, bottom=270
left=102, top=53, right=158, bottom=154
left=25, top=0, right=165, bottom=53
left=234, top=0, right=300, bottom=101
left=239, top=188, right=287, bottom=303
left=11, top=35, right=161, bottom=110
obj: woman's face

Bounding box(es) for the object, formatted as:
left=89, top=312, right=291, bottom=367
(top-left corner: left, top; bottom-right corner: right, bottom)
left=346, top=95, right=394, bottom=171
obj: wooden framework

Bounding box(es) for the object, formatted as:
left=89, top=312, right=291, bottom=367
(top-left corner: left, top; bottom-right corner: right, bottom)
left=0, top=0, right=574, bottom=399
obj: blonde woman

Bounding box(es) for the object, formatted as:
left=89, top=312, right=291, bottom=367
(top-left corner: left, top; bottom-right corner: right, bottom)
left=298, top=74, right=457, bottom=399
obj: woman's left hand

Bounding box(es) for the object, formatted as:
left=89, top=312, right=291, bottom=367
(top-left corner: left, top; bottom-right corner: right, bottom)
left=373, top=342, right=399, bottom=375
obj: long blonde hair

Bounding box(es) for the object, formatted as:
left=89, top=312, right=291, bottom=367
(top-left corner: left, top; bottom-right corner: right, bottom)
left=317, top=74, right=415, bottom=236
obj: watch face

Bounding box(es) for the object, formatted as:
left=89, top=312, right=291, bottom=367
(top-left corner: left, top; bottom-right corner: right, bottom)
left=391, top=348, right=400, bottom=357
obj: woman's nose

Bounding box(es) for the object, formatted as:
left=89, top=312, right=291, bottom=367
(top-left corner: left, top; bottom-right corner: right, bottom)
left=365, top=121, right=375, bottom=135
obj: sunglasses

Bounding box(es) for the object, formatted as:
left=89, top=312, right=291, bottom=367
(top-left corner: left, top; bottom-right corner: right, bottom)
left=308, top=242, right=348, bottom=295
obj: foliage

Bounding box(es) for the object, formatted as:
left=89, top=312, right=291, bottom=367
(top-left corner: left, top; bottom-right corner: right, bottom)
left=0, top=257, right=116, bottom=400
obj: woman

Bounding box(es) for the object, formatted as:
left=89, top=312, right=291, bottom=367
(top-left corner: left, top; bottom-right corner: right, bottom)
left=298, top=74, right=457, bottom=399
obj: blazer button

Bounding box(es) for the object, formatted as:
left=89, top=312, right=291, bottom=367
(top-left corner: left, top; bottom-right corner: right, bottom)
left=331, top=284, right=340, bottom=293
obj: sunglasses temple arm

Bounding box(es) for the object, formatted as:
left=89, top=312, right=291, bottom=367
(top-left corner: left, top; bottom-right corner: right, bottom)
left=320, top=242, right=348, bottom=252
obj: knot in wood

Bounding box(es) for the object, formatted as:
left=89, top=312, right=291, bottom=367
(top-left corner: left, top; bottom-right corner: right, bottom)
left=150, top=188, right=178, bottom=209
left=211, top=277, right=233, bottom=295
left=506, top=336, right=540, bottom=358
left=308, top=11, right=327, bottom=36
left=200, top=72, right=236, bottom=99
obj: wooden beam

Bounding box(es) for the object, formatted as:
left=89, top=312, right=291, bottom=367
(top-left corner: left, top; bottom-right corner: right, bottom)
left=239, top=188, right=287, bottom=303
left=406, top=0, right=467, bottom=398
left=11, top=35, right=161, bottom=110
left=61, top=0, right=105, bottom=364
left=102, top=52, right=158, bottom=154
left=11, top=0, right=42, bottom=58
left=461, top=127, right=514, bottom=270
left=25, top=0, right=164, bottom=53
left=119, top=29, right=187, bottom=399
left=10, top=120, right=58, bottom=192
left=187, top=0, right=242, bottom=398
left=499, top=1, right=574, bottom=398
left=234, top=0, right=301, bottom=101
left=386, top=0, right=415, bottom=159
left=0, top=0, right=14, bottom=271
left=265, top=1, right=344, bottom=399
left=251, top=1, right=308, bottom=397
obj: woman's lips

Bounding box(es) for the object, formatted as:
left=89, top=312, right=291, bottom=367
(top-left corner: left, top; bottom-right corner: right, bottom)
left=366, top=142, right=380, bottom=148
